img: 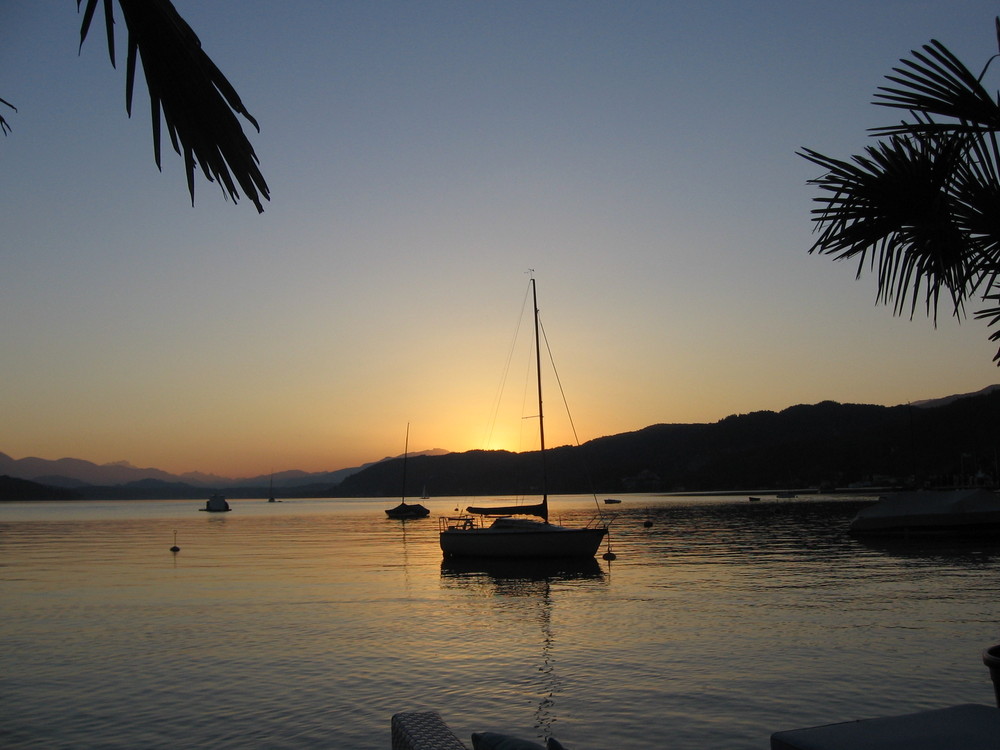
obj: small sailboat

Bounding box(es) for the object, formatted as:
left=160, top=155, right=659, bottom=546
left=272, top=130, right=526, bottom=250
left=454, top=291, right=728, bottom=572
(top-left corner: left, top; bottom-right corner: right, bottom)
left=385, top=423, right=430, bottom=520
left=439, top=276, right=608, bottom=559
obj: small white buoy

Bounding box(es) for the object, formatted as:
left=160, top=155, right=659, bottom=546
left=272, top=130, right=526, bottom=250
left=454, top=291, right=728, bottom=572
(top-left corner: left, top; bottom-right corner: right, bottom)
left=170, top=530, right=180, bottom=553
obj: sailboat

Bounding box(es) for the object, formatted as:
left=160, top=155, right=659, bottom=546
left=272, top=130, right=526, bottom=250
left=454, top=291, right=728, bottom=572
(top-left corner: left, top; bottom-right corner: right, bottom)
left=385, top=423, right=430, bottom=519
left=439, top=276, right=609, bottom=559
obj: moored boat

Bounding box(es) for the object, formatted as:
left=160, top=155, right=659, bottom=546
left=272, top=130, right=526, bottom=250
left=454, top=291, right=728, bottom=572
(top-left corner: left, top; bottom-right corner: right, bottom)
left=848, top=489, right=1000, bottom=536
left=386, top=501, right=430, bottom=520
left=440, top=513, right=606, bottom=558
left=201, top=493, right=231, bottom=512
left=386, top=424, right=430, bottom=520
left=438, top=276, right=609, bottom=559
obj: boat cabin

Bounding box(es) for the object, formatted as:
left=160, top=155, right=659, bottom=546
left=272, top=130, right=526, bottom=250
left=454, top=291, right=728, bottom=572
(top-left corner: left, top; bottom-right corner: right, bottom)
left=204, top=494, right=231, bottom=512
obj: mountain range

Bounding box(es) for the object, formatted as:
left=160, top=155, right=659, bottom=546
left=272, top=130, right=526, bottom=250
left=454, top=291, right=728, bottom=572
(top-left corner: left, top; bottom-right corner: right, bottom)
left=0, top=449, right=449, bottom=498
left=3, top=385, right=999, bottom=500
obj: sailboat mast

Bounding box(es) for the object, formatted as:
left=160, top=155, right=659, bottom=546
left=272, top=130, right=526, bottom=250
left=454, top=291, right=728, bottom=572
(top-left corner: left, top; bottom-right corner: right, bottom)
left=401, top=422, right=409, bottom=502
left=531, top=277, right=549, bottom=521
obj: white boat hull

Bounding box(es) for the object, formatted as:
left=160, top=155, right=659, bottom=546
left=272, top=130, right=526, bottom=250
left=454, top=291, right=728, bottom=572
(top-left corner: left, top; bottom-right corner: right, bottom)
left=849, top=489, right=1000, bottom=536
left=440, top=524, right=607, bottom=559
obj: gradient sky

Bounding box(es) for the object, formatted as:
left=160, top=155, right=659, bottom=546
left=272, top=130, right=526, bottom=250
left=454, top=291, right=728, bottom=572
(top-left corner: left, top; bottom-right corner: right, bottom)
left=4, top=1, right=1000, bottom=479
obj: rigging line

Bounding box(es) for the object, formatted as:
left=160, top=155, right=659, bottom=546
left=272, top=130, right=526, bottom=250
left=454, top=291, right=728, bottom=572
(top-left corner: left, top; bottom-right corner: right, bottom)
left=537, top=315, right=580, bottom=446
left=481, top=281, right=533, bottom=450
left=511, top=311, right=539, bottom=501
left=538, top=315, right=606, bottom=518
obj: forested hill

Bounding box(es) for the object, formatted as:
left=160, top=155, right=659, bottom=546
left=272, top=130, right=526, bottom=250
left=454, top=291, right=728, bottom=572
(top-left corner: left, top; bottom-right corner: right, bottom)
left=0, top=475, right=81, bottom=500
left=331, top=389, right=1000, bottom=496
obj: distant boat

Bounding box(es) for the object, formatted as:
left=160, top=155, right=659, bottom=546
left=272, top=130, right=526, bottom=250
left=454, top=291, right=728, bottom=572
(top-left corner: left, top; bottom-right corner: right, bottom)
left=604, top=498, right=622, bottom=505
left=267, top=472, right=278, bottom=503
left=439, top=276, right=608, bottom=559
left=200, top=494, right=231, bottom=512
left=386, top=501, right=430, bottom=520
left=848, top=489, right=1000, bottom=536
left=386, top=423, right=430, bottom=520
left=775, top=492, right=796, bottom=499
left=748, top=496, right=761, bottom=502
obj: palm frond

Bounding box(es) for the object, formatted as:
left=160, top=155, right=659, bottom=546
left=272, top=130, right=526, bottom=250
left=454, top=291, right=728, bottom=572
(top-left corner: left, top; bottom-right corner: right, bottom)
left=0, top=96, right=16, bottom=136
left=78, top=0, right=269, bottom=212
left=872, top=40, right=1000, bottom=136
left=799, top=131, right=975, bottom=322
left=802, top=21, right=1000, bottom=364
left=951, top=129, right=1000, bottom=282
left=974, top=297, right=1000, bottom=362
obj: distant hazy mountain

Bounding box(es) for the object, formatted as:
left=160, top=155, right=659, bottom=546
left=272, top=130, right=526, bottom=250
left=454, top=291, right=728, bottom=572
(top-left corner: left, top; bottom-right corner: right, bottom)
left=0, top=455, right=181, bottom=488
left=910, top=384, right=1000, bottom=409
left=0, top=448, right=450, bottom=491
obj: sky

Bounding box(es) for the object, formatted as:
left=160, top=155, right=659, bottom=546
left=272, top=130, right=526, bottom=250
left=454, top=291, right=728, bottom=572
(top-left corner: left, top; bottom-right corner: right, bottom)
left=3, top=1, right=1000, bottom=479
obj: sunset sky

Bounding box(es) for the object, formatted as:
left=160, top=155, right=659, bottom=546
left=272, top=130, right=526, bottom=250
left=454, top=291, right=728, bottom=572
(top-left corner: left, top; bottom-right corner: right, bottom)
left=3, top=1, right=1000, bottom=479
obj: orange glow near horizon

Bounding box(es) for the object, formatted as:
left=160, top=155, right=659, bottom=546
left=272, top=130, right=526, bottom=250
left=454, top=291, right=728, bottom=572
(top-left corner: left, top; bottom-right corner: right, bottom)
left=6, top=4, right=1000, bottom=480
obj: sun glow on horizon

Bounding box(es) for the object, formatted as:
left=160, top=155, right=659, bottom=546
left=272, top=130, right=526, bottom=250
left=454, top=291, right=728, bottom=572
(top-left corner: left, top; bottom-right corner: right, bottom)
left=5, top=3, right=1000, bottom=480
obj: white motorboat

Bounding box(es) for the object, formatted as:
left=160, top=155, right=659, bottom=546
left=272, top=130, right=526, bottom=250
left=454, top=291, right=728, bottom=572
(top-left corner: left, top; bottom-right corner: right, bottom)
left=848, top=489, right=1000, bottom=535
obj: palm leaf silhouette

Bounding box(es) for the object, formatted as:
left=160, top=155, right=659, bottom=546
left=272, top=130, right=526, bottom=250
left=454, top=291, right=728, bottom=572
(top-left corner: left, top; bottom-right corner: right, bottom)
left=79, top=0, right=269, bottom=212
left=801, top=20, right=1000, bottom=361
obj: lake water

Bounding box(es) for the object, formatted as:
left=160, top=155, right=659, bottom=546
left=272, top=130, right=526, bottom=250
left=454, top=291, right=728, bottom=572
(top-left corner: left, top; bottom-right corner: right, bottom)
left=2, top=494, right=998, bottom=749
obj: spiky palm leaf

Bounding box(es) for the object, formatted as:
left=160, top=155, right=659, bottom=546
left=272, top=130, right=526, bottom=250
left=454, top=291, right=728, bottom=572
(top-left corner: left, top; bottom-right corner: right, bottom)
left=802, top=20, right=1000, bottom=361
left=873, top=39, right=1000, bottom=135
left=0, top=97, right=16, bottom=136
left=800, top=131, right=975, bottom=321
left=78, top=0, right=269, bottom=212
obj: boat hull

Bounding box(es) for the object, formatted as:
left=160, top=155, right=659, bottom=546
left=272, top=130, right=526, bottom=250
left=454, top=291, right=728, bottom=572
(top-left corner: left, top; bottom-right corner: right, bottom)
left=848, top=490, right=1000, bottom=536
left=201, top=494, right=230, bottom=512
left=386, top=509, right=430, bottom=519
left=439, top=525, right=607, bottom=559
left=385, top=502, right=430, bottom=519
left=850, top=513, right=1000, bottom=536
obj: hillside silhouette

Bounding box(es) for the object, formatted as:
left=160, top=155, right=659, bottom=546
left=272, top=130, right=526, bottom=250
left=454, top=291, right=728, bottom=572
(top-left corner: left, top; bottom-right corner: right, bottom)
left=4, top=387, right=999, bottom=500
left=330, top=388, right=1000, bottom=497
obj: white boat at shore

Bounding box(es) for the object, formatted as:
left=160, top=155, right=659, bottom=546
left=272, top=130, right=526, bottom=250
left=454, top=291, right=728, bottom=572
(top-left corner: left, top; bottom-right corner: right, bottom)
left=439, top=276, right=608, bottom=559
left=848, top=489, right=1000, bottom=536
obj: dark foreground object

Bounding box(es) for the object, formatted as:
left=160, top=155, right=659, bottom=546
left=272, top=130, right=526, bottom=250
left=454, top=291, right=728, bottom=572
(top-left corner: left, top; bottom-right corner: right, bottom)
left=985, top=644, right=1000, bottom=708
left=392, top=712, right=466, bottom=750
left=771, top=704, right=1000, bottom=750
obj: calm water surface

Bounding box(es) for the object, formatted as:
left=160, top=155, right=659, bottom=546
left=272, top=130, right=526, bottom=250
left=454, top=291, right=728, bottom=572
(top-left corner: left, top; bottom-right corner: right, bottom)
left=2, top=494, right=999, bottom=749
